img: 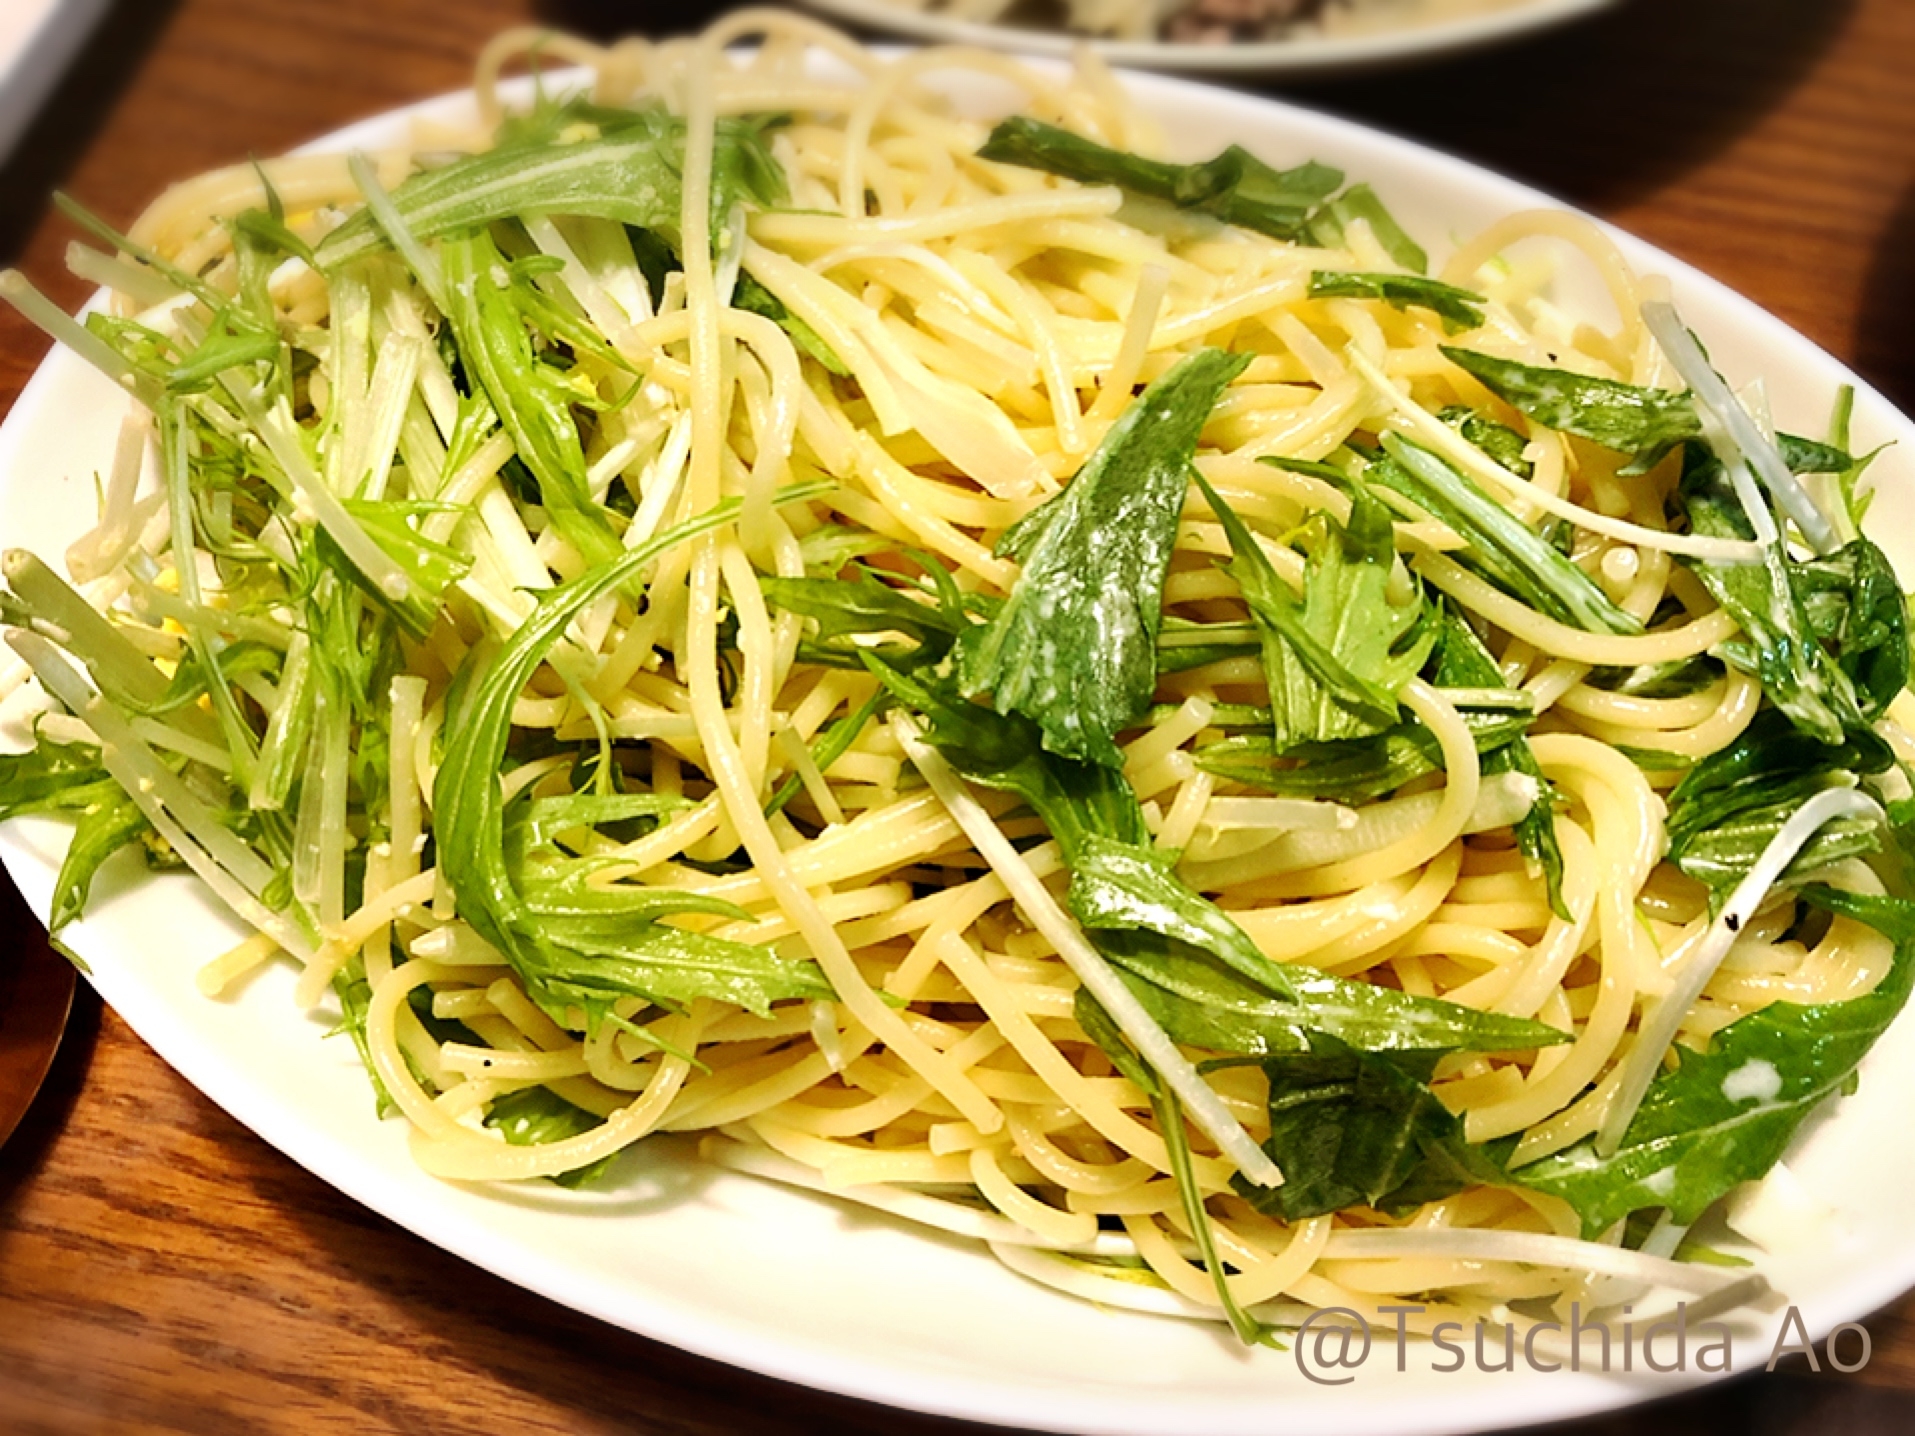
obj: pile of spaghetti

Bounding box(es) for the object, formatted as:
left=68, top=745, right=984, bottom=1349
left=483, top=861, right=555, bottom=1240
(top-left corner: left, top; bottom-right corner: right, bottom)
left=4, top=9, right=1913, bottom=1348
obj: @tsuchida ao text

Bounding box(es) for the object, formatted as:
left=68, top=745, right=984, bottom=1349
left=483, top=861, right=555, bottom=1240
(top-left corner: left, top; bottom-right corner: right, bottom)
left=1289, top=1303, right=1870, bottom=1385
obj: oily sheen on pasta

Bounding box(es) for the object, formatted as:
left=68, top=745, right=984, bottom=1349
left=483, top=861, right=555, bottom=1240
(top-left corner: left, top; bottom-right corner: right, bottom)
left=4, top=8, right=1913, bottom=1350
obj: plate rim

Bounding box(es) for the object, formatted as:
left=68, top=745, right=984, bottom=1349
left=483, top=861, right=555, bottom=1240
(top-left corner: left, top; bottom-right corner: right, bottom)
left=2, top=47, right=1913, bottom=1436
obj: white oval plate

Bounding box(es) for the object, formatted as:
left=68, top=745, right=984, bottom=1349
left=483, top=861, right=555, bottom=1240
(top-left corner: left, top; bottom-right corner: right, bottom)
left=3, top=56, right=1914, bottom=1436
left=800, top=0, right=1615, bottom=76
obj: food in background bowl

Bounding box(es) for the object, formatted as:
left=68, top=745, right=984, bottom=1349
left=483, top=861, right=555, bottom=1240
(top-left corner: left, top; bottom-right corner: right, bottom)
left=865, top=0, right=1536, bottom=44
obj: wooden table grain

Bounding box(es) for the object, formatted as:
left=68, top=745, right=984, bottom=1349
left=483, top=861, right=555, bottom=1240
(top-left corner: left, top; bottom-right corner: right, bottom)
left=4, top=1, right=1915, bottom=1431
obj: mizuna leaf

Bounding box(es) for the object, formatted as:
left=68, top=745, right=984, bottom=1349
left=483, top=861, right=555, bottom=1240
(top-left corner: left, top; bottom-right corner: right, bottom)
left=978, top=118, right=1342, bottom=242
left=434, top=489, right=834, bottom=1030
left=1232, top=1034, right=1513, bottom=1221
left=1198, top=471, right=1433, bottom=748
left=958, top=348, right=1248, bottom=767
left=1309, top=272, right=1484, bottom=332
left=317, top=108, right=785, bottom=270
left=870, top=657, right=1566, bottom=1057
left=1514, top=887, right=1915, bottom=1236
left=1440, top=346, right=1701, bottom=474
left=1370, top=434, right=1641, bottom=636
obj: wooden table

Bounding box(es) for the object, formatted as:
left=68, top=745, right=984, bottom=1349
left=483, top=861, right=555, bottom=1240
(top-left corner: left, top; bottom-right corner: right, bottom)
left=3, top=1, right=1915, bottom=1430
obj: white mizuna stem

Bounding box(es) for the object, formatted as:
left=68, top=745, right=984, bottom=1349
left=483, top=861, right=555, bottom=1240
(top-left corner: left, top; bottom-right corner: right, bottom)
left=521, top=214, right=650, bottom=360
left=1640, top=299, right=1839, bottom=555
left=347, top=152, right=446, bottom=311
left=1320, top=1227, right=1748, bottom=1295
left=4, top=549, right=171, bottom=709
left=387, top=674, right=428, bottom=888
left=1726, top=454, right=1782, bottom=546
left=64, top=241, right=179, bottom=309
left=1158, top=622, right=1262, bottom=650
left=224, top=378, right=415, bottom=603
left=66, top=408, right=153, bottom=584
left=0, top=269, right=151, bottom=398
left=1187, top=770, right=1539, bottom=883
left=353, top=332, right=425, bottom=501
left=1200, top=796, right=1357, bottom=833
left=405, top=922, right=507, bottom=967
left=625, top=409, right=692, bottom=553
left=1596, top=785, right=1884, bottom=1157
left=1353, top=346, right=1766, bottom=565
left=892, top=714, right=1284, bottom=1190
left=1435, top=686, right=1534, bottom=712
left=703, top=1137, right=1138, bottom=1255
left=988, top=1242, right=1317, bottom=1328
left=13, top=630, right=275, bottom=896
left=291, top=670, right=350, bottom=930
left=9, top=631, right=312, bottom=960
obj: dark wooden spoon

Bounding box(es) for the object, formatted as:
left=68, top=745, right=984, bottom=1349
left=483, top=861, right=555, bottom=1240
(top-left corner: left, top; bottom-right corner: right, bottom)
left=0, top=933, right=75, bottom=1149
